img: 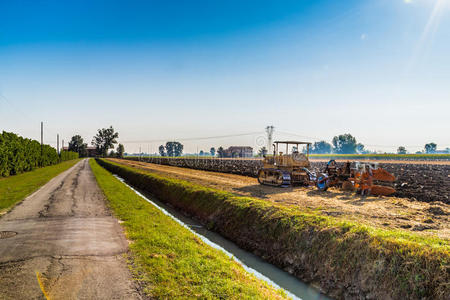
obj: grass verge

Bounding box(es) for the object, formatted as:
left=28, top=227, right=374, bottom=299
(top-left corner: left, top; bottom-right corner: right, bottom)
left=0, top=159, right=80, bottom=214
left=89, top=158, right=286, bottom=299
left=99, top=158, right=449, bottom=299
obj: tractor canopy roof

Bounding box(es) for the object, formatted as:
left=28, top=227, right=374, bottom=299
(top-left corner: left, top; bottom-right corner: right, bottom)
left=273, top=141, right=312, bottom=145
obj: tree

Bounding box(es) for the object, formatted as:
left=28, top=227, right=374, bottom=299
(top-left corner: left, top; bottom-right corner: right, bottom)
left=159, top=145, right=166, bottom=156
left=311, top=141, right=332, bottom=154
left=210, top=147, right=216, bottom=157
left=165, top=141, right=183, bottom=157
left=92, top=126, right=119, bottom=157
left=116, top=144, right=125, bottom=158
left=217, top=146, right=224, bottom=158
left=199, top=150, right=204, bottom=156
left=356, top=143, right=366, bottom=154
left=424, top=143, right=437, bottom=154
left=68, top=135, right=88, bottom=157
left=258, top=147, right=268, bottom=157
left=397, top=146, right=407, bottom=154
left=332, top=134, right=358, bottom=154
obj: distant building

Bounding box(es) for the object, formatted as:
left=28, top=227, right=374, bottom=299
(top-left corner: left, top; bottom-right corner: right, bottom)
left=222, top=146, right=253, bottom=158
left=62, top=146, right=98, bottom=157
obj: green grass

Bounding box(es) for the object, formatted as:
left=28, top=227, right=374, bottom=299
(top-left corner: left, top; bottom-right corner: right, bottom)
left=0, top=159, right=80, bottom=214
left=89, top=158, right=287, bottom=299
left=99, top=158, right=450, bottom=299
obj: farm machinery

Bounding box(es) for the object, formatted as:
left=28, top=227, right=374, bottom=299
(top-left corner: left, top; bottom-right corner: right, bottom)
left=317, top=160, right=396, bottom=196
left=258, top=141, right=396, bottom=196
left=258, top=141, right=317, bottom=187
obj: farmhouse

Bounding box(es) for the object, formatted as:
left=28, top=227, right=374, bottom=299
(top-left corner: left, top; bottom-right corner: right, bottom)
left=62, top=146, right=98, bottom=157
left=223, top=146, right=253, bottom=158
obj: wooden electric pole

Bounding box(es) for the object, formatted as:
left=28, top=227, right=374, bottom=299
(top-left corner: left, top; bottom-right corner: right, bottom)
left=40, top=122, right=43, bottom=167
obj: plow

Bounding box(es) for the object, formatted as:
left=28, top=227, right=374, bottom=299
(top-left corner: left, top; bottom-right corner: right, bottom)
left=317, top=160, right=396, bottom=196
left=258, top=141, right=396, bottom=196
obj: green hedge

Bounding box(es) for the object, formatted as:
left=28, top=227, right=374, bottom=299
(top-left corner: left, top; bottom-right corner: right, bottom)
left=0, top=131, right=78, bottom=177
left=98, top=158, right=449, bottom=300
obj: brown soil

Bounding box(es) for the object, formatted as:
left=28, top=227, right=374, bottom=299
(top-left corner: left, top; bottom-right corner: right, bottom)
left=111, top=158, right=450, bottom=240
left=310, top=158, right=450, bottom=165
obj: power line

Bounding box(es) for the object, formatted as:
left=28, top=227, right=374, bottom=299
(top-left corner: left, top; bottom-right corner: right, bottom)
left=122, top=131, right=263, bottom=143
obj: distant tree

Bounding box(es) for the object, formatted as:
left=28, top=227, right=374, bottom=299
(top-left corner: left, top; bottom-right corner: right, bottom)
left=159, top=145, right=166, bottom=156
left=108, top=150, right=115, bottom=157
left=332, top=134, right=358, bottom=154
left=210, top=147, right=216, bottom=157
left=424, top=143, right=437, bottom=154
left=356, top=143, right=366, bottom=154
left=199, top=150, right=204, bottom=156
left=165, top=141, right=183, bottom=157
left=92, top=126, right=119, bottom=157
left=217, top=146, right=224, bottom=158
left=68, top=135, right=88, bottom=157
left=311, top=141, right=332, bottom=154
left=397, top=146, right=407, bottom=154
left=116, top=144, right=125, bottom=158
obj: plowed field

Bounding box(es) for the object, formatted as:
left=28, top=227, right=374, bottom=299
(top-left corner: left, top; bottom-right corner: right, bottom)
left=110, top=158, right=450, bottom=240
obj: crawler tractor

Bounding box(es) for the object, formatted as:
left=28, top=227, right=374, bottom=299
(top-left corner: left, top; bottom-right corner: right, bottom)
left=258, top=141, right=316, bottom=187
left=317, top=160, right=396, bottom=196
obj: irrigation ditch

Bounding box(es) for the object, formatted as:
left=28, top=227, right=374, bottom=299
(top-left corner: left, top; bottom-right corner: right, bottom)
left=113, top=174, right=328, bottom=300
left=98, top=158, right=449, bottom=299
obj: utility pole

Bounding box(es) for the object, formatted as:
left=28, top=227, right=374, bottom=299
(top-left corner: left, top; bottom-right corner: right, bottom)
left=40, top=122, right=43, bottom=167
left=57, top=134, right=60, bottom=155
left=62, top=139, right=64, bottom=152
left=266, top=125, right=274, bottom=154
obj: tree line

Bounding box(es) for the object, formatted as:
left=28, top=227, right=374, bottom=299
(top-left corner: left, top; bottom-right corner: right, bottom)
left=257, top=133, right=446, bottom=155
left=0, top=131, right=78, bottom=177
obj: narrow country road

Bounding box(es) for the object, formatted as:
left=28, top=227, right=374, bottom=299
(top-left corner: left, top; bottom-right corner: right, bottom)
left=0, top=159, right=142, bottom=299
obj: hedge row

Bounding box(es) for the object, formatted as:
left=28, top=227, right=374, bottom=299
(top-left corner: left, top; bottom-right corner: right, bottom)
left=98, top=158, right=449, bottom=300
left=0, top=131, right=78, bottom=177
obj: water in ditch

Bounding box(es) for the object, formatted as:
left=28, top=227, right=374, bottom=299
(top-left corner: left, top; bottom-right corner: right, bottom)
left=114, top=175, right=330, bottom=300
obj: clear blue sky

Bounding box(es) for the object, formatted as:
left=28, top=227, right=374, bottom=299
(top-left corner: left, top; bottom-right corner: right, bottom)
left=1, top=0, right=449, bottom=153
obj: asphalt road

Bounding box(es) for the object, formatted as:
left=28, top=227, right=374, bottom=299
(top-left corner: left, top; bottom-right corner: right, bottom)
left=0, top=159, right=142, bottom=299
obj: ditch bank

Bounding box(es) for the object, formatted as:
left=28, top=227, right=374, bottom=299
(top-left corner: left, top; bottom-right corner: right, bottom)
left=124, top=157, right=450, bottom=204
left=98, top=158, right=449, bottom=300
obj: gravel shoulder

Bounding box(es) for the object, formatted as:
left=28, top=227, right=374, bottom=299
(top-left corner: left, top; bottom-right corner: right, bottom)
left=112, top=158, right=450, bottom=240
left=0, top=159, right=142, bottom=299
